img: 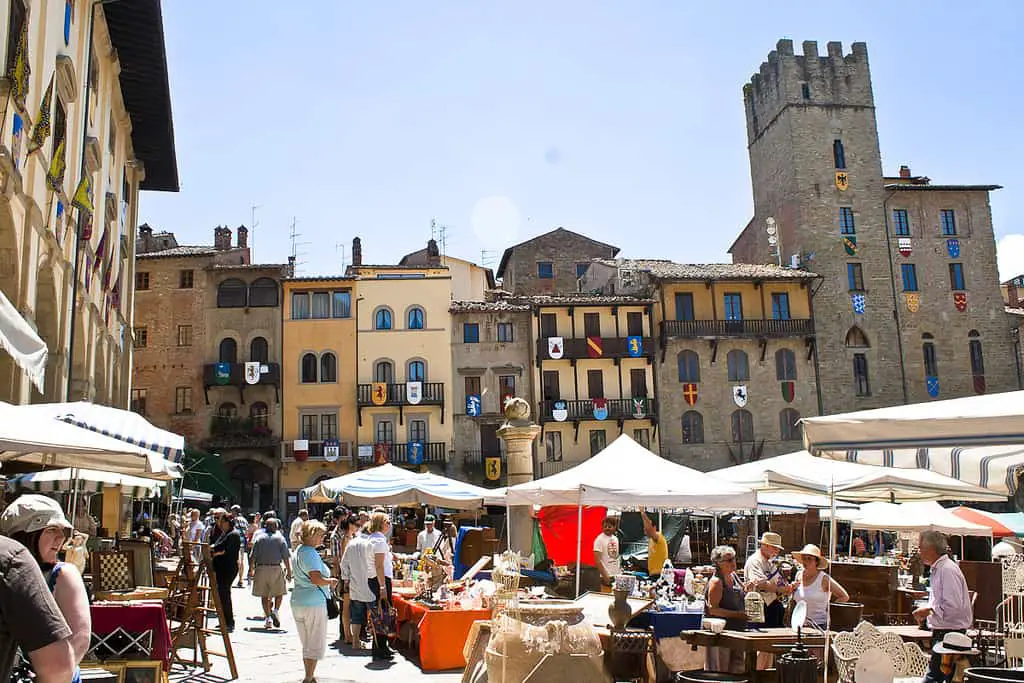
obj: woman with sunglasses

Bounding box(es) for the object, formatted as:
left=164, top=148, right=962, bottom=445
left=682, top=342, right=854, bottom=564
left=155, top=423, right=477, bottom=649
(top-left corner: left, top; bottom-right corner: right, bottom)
left=705, top=545, right=748, bottom=673
left=1, top=495, right=91, bottom=683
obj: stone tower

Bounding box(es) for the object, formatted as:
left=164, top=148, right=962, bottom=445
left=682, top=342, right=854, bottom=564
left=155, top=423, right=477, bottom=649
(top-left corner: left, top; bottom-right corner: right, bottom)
left=731, top=40, right=903, bottom=413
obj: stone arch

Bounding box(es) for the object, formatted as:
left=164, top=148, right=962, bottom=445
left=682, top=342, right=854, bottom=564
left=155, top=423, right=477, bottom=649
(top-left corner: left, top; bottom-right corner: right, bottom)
left=306, top=469, right=341, bottom=487
left=33, top=253, right=61, bottom=401
left=0, top=204, right=20, bottom=397
left=220, top=454, right=276, bottom=512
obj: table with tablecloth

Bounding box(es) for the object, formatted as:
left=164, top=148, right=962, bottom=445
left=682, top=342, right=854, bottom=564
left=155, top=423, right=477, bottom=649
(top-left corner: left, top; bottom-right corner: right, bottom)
left=391, top=594, right=491, bottom=671
left=89, top=602, right=173, bottom=670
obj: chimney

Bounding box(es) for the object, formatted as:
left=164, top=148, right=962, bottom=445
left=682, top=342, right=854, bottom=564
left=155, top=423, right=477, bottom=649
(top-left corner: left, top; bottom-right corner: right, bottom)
left=214, top=225, right=232, bottom=250
left=899, top=165, right=911, bottom=179
left=427, top=238, right=440, bottom=267
left=236, top=224, right=248, bottom=249
left=352, top=237, right=362, bottom=266
left=287, top=255, right=296, bottom=278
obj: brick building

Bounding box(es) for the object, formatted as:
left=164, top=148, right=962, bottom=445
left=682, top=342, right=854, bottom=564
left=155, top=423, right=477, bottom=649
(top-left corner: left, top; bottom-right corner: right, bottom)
left=133, top=225, right=286, bottom=510
left=495, top=228, right=618, bottom=296
left=730, top=40, right=1019, bottom=414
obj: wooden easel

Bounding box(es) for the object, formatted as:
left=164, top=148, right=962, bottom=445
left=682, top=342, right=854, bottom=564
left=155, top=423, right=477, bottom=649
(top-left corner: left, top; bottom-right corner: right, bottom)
left=167, top=541, right=237, bottom=679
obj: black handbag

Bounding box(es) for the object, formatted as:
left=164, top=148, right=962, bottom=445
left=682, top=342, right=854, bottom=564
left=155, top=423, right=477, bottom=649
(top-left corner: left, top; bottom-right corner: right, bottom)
left=322, top=587, right=340, bottom=620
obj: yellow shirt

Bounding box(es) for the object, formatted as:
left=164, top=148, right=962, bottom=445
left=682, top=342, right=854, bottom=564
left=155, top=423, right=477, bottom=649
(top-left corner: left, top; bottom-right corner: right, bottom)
left=648, top=532, right=669, bottom=575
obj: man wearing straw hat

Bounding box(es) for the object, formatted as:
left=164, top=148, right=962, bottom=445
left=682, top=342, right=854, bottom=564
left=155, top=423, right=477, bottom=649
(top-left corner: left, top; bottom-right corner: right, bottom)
left=743, top=532, right=789, bottom=627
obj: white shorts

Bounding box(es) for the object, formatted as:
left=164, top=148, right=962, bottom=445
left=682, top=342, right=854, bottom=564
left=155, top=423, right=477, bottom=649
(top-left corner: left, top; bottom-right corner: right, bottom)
left=292, top=604, right=328, bottom=660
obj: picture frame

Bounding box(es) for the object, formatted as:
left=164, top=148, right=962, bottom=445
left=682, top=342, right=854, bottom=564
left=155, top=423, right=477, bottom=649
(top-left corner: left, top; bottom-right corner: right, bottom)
left=81, top=661, right=125, bottom=683
left=120, top=660, right=162, bottom=683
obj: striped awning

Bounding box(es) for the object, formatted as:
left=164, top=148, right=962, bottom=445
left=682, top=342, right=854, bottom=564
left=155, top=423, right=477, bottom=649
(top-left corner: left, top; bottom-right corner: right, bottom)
left=6, top=468, right=164, bottom=499
left=302, top=463, right=494, bottom=509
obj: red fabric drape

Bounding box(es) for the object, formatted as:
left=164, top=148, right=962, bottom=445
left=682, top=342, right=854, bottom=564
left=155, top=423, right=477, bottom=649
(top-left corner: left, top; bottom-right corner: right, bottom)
left=537, top=505, right=607, bottom=566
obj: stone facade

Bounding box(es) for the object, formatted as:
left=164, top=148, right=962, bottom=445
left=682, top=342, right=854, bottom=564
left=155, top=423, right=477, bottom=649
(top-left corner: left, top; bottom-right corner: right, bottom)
left=496, top=227, right=619, bottom=295
left=731, top=40, right=1018, bottom=415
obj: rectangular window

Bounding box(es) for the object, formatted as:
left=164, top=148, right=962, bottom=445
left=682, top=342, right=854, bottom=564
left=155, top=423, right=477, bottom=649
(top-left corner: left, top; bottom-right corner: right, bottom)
left=893, top=209, right=910, bottom=236
left=853, top=353, right=870, bottom=397
left=630, top=368, right=648, bottom=397
left=675, top=293, right=695, bottom=321
left=770, top=293, right=791, bottom=320
left=177, top=325, right=192, bottom=347
left=311, top=292, right=331, bottom=319
left=332, top=291, right=351, bottom=318
left=545, top=432, right=562, bottom=462
left=833, top=139, right=846, bottom=169
left=463, top=323, right=480, bottom=343
left=540, top=313, right=558, bottom=338
left=542, top=371, right=560, bottom=401
left=801, top=83, right=810, bottom=99
left=135, top=272, right=150, bottom=290
left=300, top=414, right=318, bottom=441
left=587, top=369, right=604, bottom=398
left=633, top=428, right=650, bottom=450
left=499, top=375, right=516, bottom=401
left=538, top=262, right=554, bottom=279
left=839, top=207, right=856, bottom=235
left=465, top=375, right=481, bottom=398
left=409, top=419, right=427, bottom=444
left=901, top=263, right=919, bottom=292
left=940, top=209, right=957, bottom=236
left=497, top=322, right=514, bottom=342
left=584, top=312, right=601, bottom=338
left=589, top=430, right=607, bottom=456
left=130, top=389, right=147, bottom=416
left=576, top=263, right=589, bottom=279
left=847, top=263, right=864, bottom=291
left=178, top=270, right=194, bottom=289
left=627, top=311, right=644, bottom=337
left=320, top=413, right=338, bottom=441
left=174, top=387, right=192, bottom=414
left=949, top=263, right=966, bottom=291
left=723, top=293, right=743, bottom=321
left=923, top=342, right=938, bottom=377
left=375, top=420, right=395, bottom=444
left=133, top=327, right=147, bottom=348
left=291, top=292, right=310, bottom=319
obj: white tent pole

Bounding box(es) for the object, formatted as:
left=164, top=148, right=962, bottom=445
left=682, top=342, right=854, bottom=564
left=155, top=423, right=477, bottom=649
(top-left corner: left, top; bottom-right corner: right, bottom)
left=68, top=468, right=79, bottom=530
left=574, top=490, right=583, bottom=599
left=712, top=515, right=718, bottom=547
left=824, top=481, right=836, bottom=683
left=506, top=500, right=512, bottom=552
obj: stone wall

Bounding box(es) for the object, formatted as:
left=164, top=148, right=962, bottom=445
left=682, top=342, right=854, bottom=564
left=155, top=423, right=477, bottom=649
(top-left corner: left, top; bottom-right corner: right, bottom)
left=501, top=228, right=618, bottom=295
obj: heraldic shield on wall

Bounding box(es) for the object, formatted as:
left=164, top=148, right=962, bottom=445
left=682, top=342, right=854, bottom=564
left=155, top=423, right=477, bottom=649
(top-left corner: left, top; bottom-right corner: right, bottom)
left=732, top=385, right=747, bottom=407
left=548, top=337, right=564, bottom=359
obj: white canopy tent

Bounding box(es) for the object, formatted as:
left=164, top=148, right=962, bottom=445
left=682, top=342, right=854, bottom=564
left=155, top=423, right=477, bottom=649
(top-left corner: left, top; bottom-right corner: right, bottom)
left=0, top=290, right=47, bottom=393
left=6, top=468, right=165, bottom=499
left=710, top=450, right=1005, bottom=503
left=823, top=501, right=992, bottom=537
left=301, top=463, right=494, bottom=509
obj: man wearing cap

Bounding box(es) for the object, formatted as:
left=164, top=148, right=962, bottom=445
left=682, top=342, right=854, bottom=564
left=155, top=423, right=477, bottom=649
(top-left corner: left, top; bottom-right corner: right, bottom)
left=416, top=515, right=441, bottom=556
left=744, top=532, right=789, bottom=627
left=914, top=531, right=973, bottom=683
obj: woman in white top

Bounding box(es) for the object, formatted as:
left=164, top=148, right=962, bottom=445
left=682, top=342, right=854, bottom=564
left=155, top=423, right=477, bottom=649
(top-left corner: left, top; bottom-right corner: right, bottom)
left=368, top=511, right=395, bottom=662
left=791, top=544, right=849, bottom=628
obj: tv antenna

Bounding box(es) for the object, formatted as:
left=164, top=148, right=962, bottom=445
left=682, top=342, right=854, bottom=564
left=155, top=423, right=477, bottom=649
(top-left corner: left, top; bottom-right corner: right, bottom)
left=334, top=243, right=347, bottom=271
left=250, top=204, right=262, bottom=260
left=480, top=250, right=499, bottom=268
left=431, top=218, right=449, bottom=259
left=289, top=218, right=309, bottom=273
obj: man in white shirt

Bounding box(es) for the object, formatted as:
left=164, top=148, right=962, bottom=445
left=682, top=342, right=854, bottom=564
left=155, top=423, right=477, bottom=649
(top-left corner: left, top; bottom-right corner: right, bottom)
left=743, top=532, right=788, bottom=627
left=914, top=531, right=973, bottom=683
left=186, top=509, right=204, bottom=563
left=290, top=509, right=308, bottom=550
left=339, top=523, right=375, bottom=649
left=593, top=515, right=621, bottom=589
left=416, top=515, right=442, bottom=555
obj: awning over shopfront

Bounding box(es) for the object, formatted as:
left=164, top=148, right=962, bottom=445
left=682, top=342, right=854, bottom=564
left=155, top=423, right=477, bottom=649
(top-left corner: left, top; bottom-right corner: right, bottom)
left=0, top=290, right=47, bottom=393
left=6, top=468, right=165, bottom=499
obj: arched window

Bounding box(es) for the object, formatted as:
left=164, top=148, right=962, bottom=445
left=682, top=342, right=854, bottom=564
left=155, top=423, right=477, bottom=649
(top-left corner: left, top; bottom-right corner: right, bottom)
left=250, top=402, right=269, bottom=428
left=250, top=336, right=268, bottom=363
left=969, top=330, right=985, bottom=394
left=248, top=278, right=279, bottom=307
left=681, top=411, right=704, bottom=444
left=374, top=360, right=394, bottom=384
left=845, top=326, right=870, bottom=348
left=779, top=408, right=801, bottom=441
left=374, top=307, right=393, bottom=330
left=775, top=348, right=797, bottom=381
left=320, top=352, right=337, bottom=383
left=219, top=338, right=237, bottom=363
left=408, top=360, right=426, bottom=382
left=731, top=409, right=754, bottom=443
left=922, top=333, right=938, bottom=377
left=677, top=350, right=700, bottom=383
left=300, top=353, right=318, bottom=383
left=217, top=278, right=247, bottom=308
left=218, top=402, right=237, bottom=419
left=726, top=349, right=749, bottom=382
left=407, top=307, right=425, bottom=330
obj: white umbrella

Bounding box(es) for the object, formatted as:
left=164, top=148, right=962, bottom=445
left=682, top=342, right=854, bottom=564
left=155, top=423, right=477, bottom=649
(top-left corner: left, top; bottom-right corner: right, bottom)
left=302, top=464, right=492, bottom=509
left=823, top=501, right=992, bottom=537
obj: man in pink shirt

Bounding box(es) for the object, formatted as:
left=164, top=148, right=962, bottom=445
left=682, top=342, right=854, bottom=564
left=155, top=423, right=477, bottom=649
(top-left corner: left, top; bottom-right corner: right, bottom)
left=913, top=531, right=973, bottom=683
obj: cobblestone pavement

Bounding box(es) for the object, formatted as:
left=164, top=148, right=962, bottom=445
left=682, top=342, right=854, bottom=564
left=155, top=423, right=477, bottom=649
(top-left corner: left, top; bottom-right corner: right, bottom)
left=169, top=583, right=464, bottom=683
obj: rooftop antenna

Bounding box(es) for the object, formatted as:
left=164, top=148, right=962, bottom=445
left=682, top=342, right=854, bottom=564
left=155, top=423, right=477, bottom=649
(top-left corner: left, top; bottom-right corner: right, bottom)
left=289, top=217, right=309, bottom=273
left=250, top=204, right=262, bottom=260
left=431, top=218, right=449, bottom=260
left=480, top=250, right=498, bottom=268
left=334, top=242, right=347, bottom=271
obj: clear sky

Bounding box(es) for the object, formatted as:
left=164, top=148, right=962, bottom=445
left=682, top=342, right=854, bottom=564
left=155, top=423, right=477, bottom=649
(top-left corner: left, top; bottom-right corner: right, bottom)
left=138, top=1, right=1024, bottom=279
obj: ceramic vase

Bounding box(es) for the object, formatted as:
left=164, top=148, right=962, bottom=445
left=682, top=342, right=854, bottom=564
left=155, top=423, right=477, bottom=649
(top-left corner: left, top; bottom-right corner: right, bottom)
left=608, top=589, right=633, bottom=630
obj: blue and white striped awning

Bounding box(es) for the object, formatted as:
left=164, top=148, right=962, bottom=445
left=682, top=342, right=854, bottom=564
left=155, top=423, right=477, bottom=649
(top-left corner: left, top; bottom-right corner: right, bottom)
left=6, top=468, right=164, bottom=499
left=12, top=401, right=185, bottom=463
left=302, top=464, right=492, bottom=509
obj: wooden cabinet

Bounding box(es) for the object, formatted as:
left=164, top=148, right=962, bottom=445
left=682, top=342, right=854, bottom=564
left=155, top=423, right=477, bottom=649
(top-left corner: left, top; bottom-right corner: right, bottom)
left=829, top=562, right=898, bottom=624
left=959, top=560, right=1001, bottom=621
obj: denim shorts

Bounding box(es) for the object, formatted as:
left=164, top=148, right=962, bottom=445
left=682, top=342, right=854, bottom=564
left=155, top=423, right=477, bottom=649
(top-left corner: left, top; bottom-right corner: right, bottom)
left=349, top=599, right=371, bottom=625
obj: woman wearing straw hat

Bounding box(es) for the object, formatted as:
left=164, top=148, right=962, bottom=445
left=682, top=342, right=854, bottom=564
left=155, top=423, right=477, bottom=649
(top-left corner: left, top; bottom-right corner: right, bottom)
left=791, top=544, right=849, bottom=629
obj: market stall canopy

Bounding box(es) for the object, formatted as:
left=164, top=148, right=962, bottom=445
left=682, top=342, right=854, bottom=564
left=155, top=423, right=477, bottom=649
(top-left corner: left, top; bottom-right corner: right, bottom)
left=301, top=463, right=493, bottom=509
left=0, top=290, right=47, bottom=393
left=176, top=488, right=213, bottom=504
left=802, top=391, right=1024, bottom=452
left=710, top=449, right=1004, bottom=503
left=503, top=434, right=757, bottom=509
left=6, top=468, right=165, bottom=499
left=825, top=501, right=993, bottom=536
left=0, top=402, right=182, bottom=479
left=950, top=507, right=1024, bottom=538
left=756, top=491, right=859, bottom=512
left=11, top=401, right=185, bottom=463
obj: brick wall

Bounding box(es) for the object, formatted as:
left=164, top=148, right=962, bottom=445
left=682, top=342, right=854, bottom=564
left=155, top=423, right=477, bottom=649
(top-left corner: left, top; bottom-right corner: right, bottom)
left=502, top=228, right=618, bottom=295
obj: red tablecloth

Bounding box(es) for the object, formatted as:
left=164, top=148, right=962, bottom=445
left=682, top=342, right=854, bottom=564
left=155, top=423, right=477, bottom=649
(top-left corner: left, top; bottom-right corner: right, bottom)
left=392, top=594, right=490, bottom=671
left=91, top=602, right=173, bottom=670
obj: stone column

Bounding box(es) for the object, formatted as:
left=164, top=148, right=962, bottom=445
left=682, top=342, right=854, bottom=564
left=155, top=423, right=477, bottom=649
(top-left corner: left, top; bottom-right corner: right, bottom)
left=496, top=398, right=541, bottom=556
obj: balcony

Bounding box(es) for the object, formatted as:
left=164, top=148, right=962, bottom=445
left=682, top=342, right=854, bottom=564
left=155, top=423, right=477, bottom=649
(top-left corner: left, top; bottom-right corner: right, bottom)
left=535, top=336, right=654, bottom=361
left=460, top=449, right=507, bottom=488
left=203, top=416, right=280, bottom=451
left=356, top=382, right=446, bottom=426
left=202, top=362, right=281, bottom=404
left=539, top=459, right=572, bottom=478
left=660, top=319, right=814, bottom=340
left=537, top=397, right=657, bottom=423
left=355, top=442, right=449, bottom=468
left=281, top=439, right=355, bottom=463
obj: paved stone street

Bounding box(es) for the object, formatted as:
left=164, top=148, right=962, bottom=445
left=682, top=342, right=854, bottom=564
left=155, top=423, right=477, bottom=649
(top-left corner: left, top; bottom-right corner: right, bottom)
left=169, top=584, right=464, bottom=683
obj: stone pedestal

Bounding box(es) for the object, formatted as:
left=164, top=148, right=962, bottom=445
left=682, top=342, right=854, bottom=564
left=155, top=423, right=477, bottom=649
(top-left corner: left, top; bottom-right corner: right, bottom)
left=496, top=398, right=541, bottom=557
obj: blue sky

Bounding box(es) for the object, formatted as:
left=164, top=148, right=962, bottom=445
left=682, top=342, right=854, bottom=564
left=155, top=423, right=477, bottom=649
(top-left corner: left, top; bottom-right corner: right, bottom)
left=139, top=1, right=1024, bottom=278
